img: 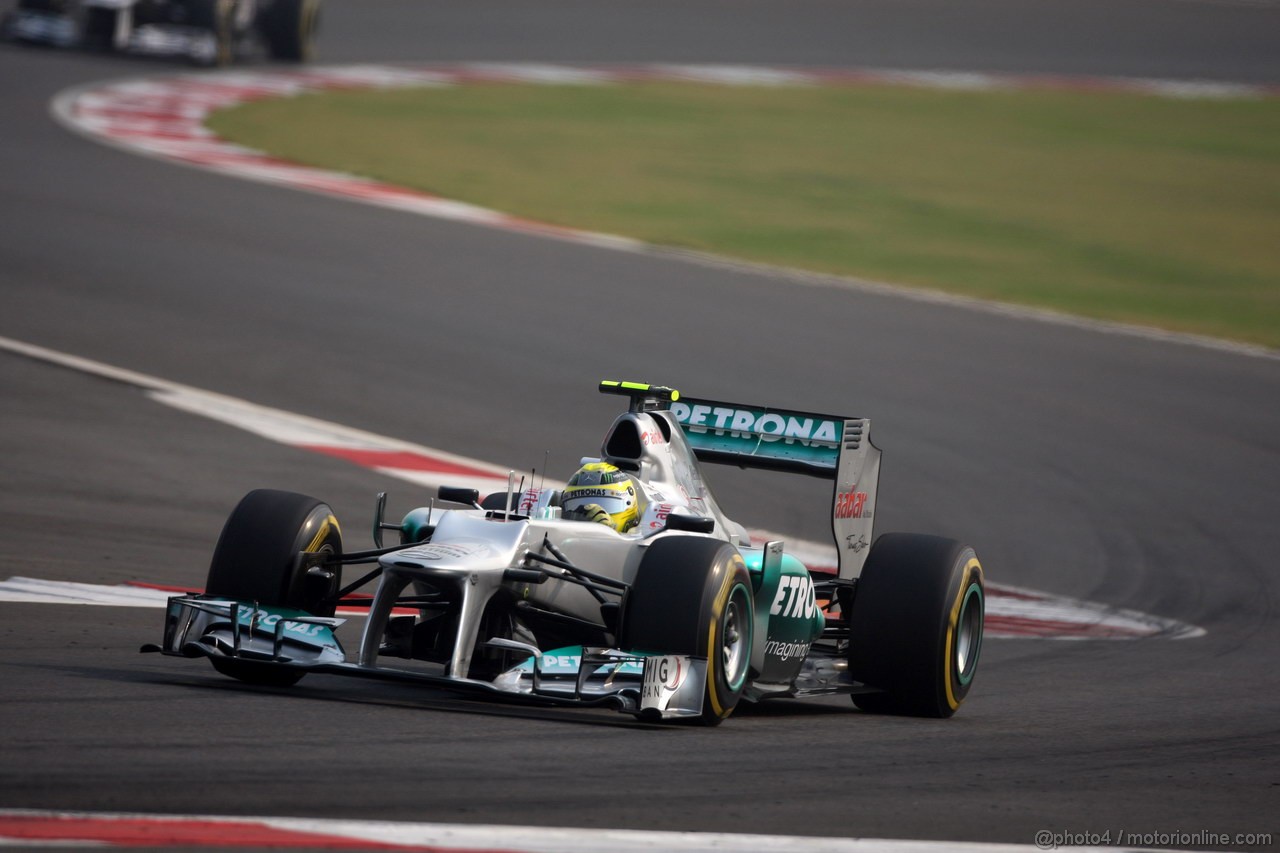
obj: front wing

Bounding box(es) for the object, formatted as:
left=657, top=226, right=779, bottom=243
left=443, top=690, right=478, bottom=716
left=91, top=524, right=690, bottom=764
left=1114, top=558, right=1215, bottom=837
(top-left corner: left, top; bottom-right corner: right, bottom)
left=143, top=595, right=710, bottom=720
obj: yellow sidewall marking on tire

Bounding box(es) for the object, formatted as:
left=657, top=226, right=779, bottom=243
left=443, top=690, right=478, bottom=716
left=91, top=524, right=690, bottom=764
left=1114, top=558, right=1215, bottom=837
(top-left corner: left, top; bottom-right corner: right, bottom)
left=305, top=514, right=340, bottom=552
left=300, top=0, right=318, bottom=61
left=215, top=0, right=233, bottom=65
left=943, top=557, right=983, bottom=711
left=704, top=559, right=739, bottom=719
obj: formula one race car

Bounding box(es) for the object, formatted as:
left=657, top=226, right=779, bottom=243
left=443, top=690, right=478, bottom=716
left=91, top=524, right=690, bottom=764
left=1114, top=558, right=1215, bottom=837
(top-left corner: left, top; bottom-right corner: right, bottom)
left=143, top=381, right=986, bottom=724
left=1, top=0, right=318, bottom=65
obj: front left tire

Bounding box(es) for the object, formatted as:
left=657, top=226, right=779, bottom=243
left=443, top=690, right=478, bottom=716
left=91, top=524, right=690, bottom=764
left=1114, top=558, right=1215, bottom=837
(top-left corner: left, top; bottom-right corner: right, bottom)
left=621, top=537, right=754, bottom=725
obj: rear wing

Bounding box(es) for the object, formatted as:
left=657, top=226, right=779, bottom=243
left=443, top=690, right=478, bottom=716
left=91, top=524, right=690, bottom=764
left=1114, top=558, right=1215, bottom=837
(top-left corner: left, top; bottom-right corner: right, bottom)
left=598, top=382, right=881, bottom=579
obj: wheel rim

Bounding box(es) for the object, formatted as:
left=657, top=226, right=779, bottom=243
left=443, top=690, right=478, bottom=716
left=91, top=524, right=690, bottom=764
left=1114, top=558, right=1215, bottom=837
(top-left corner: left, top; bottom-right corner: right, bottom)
left=720, top=585, right=750, bottom=690
left=954, top=582, right=983, bottom=685
left=292, top=506, right=341, bottom=612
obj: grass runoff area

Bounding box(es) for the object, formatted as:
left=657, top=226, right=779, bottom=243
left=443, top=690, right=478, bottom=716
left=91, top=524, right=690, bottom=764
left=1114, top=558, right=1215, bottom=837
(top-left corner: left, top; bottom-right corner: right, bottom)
left=208, top=82, right=1280, bottom=348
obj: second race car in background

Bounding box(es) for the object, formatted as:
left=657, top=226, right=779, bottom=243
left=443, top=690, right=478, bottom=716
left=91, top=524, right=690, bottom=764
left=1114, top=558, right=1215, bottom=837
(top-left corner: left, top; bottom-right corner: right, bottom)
left=1, top=0, right=319, bottom=65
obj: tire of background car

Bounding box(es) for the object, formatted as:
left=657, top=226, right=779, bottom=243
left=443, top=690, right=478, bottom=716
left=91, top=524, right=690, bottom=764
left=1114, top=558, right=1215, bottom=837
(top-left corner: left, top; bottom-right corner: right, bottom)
left=204, top=488, right=343, bottom=686
left=182, top=0, right=234, bottom=65
left=80, top=6, right=117, bottom=49
left=847, top=533, right=984, bottom=718
left=259, top=0, right=318, bottom=62
left=621, top=537, right=753, bottom=725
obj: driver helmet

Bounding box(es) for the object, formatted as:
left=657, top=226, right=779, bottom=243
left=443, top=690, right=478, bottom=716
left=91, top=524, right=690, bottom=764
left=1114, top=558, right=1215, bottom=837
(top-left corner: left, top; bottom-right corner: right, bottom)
left=561, top=462, right=641, bottom=533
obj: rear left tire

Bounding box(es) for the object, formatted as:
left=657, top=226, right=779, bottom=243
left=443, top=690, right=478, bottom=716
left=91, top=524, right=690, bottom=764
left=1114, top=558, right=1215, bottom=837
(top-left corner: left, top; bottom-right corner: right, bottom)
left=621, top=537, right=753, bottom=725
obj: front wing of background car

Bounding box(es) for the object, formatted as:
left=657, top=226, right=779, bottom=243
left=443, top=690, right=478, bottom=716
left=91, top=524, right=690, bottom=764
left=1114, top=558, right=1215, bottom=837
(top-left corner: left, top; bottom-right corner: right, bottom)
left=3, top=5, right=224, bottom=63
left=2, top=7, right=79, bottom=45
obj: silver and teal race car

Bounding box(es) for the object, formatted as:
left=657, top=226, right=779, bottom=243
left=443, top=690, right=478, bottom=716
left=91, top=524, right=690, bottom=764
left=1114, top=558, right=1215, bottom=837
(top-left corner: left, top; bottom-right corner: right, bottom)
left=143, top=381, right=986, bottom=724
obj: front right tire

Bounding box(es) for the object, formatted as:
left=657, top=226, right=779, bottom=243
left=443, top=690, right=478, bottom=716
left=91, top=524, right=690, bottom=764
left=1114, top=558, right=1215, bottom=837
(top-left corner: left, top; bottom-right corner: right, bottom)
left=204, top=488, right=343, bottom=686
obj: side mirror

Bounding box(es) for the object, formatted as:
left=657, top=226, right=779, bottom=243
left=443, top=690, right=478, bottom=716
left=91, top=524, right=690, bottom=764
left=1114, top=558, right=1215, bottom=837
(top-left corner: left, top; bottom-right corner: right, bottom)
left=437, top=486, right=481, bottom=508
left=666, top=513, right=715, bottom=534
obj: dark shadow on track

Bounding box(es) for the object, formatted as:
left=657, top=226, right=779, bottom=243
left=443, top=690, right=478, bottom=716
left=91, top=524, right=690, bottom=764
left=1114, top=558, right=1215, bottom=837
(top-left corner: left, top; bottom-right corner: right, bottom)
left=28, top=658, right=895, bottom=727
left=33, top=661, right=680, bottom=730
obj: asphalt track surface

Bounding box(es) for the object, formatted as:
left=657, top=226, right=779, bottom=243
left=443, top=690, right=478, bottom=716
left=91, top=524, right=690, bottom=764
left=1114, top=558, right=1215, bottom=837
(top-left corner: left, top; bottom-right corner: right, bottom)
left=2, top=0, right=1279, bottom=849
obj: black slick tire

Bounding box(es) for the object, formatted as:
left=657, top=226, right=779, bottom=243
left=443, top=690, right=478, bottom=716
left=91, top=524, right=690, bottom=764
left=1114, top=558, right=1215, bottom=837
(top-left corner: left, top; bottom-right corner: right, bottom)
left=847, top=533, right=984, bottom=717
left=205, top=488, right=343, bottom=686
left=259, top=0, right=318, bottom=62
left=621, top=537, right=753, bottom=725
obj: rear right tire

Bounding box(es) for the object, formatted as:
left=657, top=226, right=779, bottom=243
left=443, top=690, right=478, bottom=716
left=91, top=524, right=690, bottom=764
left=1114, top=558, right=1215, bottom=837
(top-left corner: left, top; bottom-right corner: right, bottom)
left=847, top=533, right=984, bottom=717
